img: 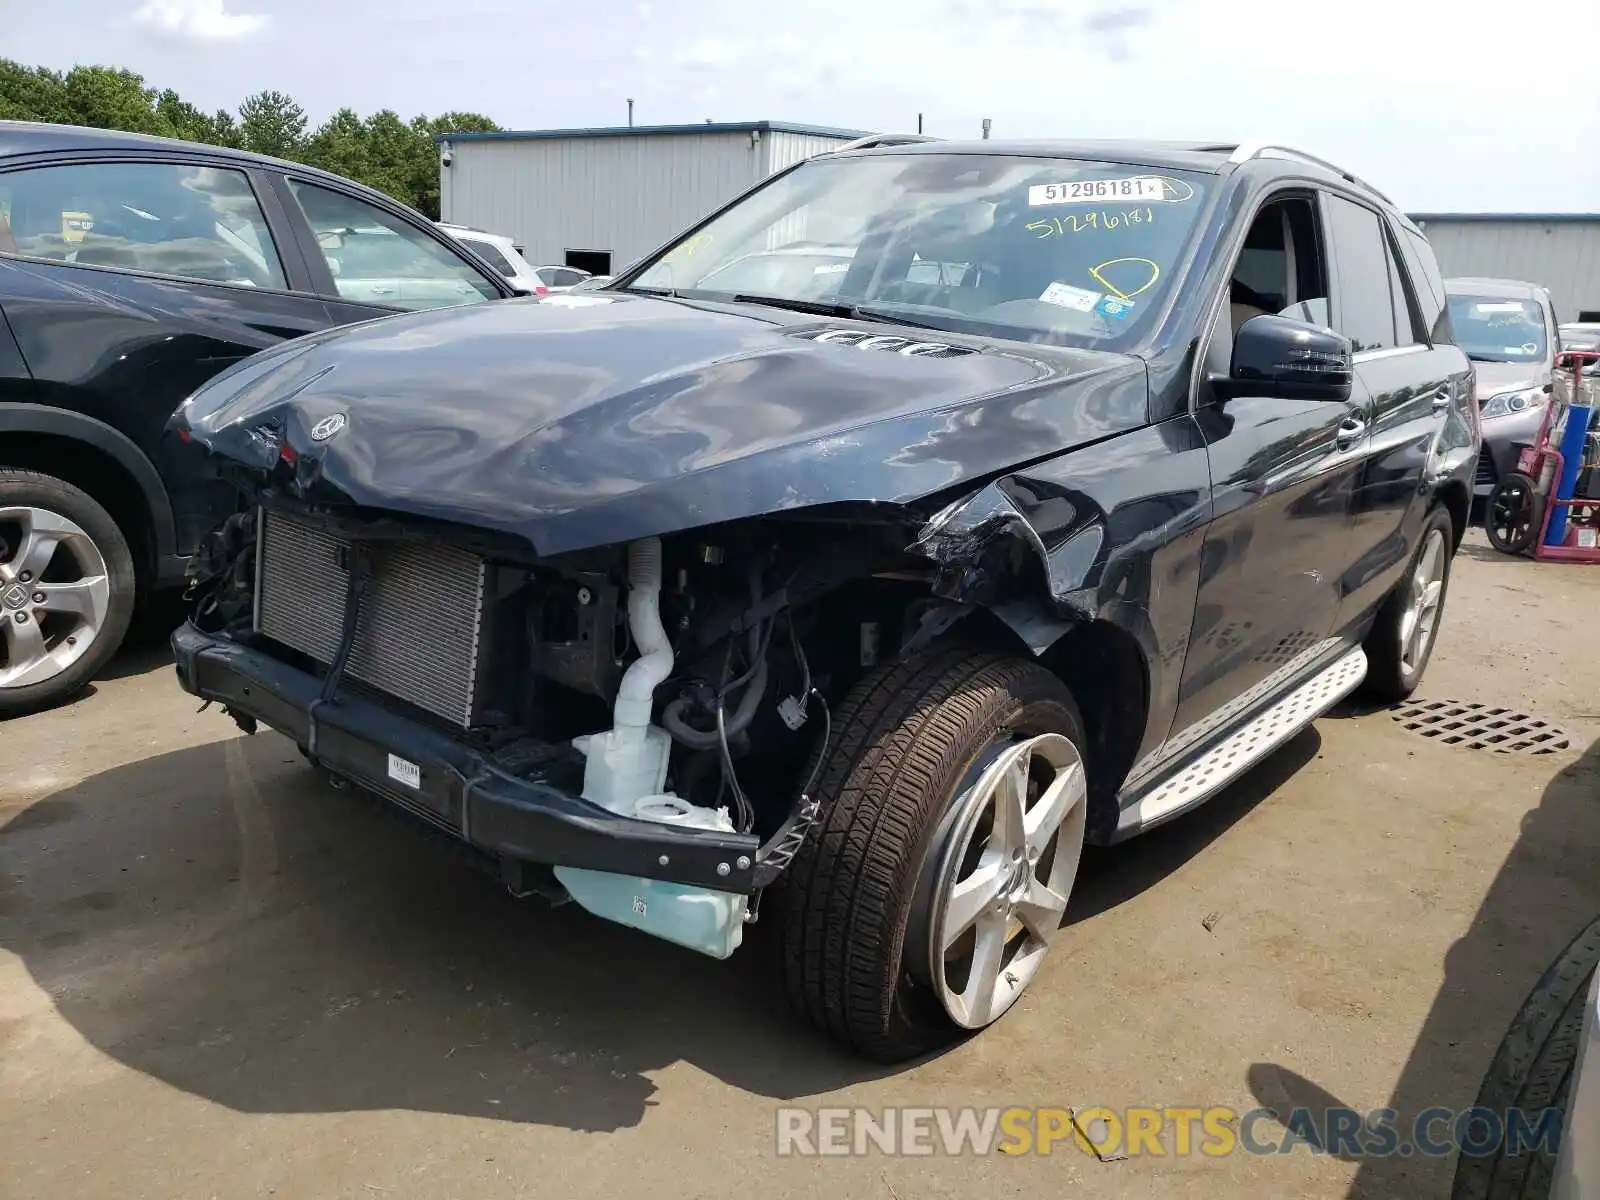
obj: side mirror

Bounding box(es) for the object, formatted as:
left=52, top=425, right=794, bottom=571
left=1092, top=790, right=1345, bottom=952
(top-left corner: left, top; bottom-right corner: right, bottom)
left=1218, top=314, right=1353, bottom=402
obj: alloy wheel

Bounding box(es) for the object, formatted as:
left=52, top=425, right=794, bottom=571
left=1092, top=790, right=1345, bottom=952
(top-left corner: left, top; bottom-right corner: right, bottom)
left=1399, top=527, right=1447, bottom=676
left=926, top=731, right=1088, bottom=1029
left=0, top=506, right=112, bottom=689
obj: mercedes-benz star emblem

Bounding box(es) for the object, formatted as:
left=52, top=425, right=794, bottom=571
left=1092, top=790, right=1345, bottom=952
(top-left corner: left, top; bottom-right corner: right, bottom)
left=310, top=413, right=347, bottom=442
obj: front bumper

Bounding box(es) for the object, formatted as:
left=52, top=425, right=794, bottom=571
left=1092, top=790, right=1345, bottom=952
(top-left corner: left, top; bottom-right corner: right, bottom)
left=1477, top=408, right=1547, bottom=494
left=171, top=621, right=761, bottom=894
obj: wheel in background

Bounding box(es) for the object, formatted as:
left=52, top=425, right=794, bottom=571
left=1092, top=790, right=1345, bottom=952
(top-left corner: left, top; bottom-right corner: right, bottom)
left=1450, top=916, right=1600, bottom=1199
left=1361, top=505, right=1455, bottom=706
left=775, top=649, right=1090, bottom=1061
left=1486, top=474, right=1540, bottom=555
left=0, top=470, right=136, bottom=719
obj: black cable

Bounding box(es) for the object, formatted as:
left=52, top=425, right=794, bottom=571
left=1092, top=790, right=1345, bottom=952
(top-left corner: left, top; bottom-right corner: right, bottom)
left=786, top=611, right=830, bottom=801
left=798, top=693, right=831, bottom=804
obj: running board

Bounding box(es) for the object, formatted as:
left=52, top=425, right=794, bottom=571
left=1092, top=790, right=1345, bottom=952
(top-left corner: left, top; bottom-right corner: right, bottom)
left=1113, top=646, right=1368, bottom=839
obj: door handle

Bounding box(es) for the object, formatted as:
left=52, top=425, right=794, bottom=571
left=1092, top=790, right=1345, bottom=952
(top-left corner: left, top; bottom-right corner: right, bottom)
left=1335, top=416, right=1367, bottom=448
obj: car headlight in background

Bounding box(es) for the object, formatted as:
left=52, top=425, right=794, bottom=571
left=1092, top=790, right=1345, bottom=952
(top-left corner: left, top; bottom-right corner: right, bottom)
left=1481, top=386, right=1548, bottom=419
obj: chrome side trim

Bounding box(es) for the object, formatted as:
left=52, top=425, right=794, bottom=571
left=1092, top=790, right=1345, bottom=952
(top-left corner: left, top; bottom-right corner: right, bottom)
left=1353, top=344, right=1429, bottom=364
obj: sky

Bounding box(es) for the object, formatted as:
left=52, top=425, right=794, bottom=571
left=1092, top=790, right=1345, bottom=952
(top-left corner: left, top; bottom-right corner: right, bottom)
left=6, top=0, right=1598, bottom=212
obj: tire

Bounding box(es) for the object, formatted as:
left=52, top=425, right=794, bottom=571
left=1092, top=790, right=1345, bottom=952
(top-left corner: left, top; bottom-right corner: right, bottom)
left=0, top=470, right=137, bottom=718
left=1361, top=505, right=1455, bottom=706
left=1486, top=474, right=1540, bottom=556
left=774, top=648, right=1090, bottom=1062
left=1451, top=916, right=1600, bottom=1200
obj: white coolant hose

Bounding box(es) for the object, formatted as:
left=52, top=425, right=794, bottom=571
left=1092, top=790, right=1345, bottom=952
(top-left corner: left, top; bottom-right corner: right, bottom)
left=612, top=536, right=673, bottom=736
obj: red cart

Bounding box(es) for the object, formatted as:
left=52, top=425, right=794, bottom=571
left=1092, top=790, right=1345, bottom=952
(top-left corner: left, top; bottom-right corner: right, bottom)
left=1485, top=348, right=1600, bottom=559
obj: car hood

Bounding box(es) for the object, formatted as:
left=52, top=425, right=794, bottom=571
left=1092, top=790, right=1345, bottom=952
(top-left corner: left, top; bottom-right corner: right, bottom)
left=1473, top=359, right=1549, bottom=399
left=173, top=292, right=1149, bottom=557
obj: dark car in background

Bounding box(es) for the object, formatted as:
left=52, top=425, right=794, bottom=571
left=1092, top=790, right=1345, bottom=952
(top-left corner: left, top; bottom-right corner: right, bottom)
left=0, top=121, right=523, bottom=716
left=1444, top=276, right=1562, bottom=497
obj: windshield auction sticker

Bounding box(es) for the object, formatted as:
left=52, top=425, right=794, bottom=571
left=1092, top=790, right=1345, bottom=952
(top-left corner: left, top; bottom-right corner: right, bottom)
left=1029, top=176, right=1192, bottom=206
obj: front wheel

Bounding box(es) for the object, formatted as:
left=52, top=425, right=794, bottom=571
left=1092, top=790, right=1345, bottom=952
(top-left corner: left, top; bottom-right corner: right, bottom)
left=1361, top=505, right=1455, bottom=705
left=1486, top=473, right=1541, bottom=555
left=774, top=649, right=1090, bottom=1061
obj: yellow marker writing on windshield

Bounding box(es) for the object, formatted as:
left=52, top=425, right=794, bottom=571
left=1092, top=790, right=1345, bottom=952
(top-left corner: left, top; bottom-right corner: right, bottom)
left=1089, top=257, right=1160, bottom=301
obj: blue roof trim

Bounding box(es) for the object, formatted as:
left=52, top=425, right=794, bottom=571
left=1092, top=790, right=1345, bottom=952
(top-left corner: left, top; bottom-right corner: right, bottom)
left=1410, top=212, right=1600, bottom=224
left=434, top=120, right=873, bottom=144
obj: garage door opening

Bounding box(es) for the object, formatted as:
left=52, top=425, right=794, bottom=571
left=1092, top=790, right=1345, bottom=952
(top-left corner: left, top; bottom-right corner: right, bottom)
left=565, top=249, right=611, bottom=276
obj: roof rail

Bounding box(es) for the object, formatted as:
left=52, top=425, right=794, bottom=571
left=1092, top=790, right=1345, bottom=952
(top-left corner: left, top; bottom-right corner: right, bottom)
left=1212, top=142, right=1393, bottom=205
left=826, top=132, right=940, bottom=153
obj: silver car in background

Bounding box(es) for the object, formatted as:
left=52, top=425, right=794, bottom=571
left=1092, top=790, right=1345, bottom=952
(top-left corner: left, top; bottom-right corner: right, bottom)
left=1445, top=277, right=1562, bottom=497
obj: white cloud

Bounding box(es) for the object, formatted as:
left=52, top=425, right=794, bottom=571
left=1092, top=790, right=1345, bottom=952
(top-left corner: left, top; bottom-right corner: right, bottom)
left=131, top=0, right=270, bottom=41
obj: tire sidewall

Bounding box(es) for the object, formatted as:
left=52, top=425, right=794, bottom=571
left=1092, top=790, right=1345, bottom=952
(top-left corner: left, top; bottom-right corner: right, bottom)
left=0, top=474, right=137, bottom=718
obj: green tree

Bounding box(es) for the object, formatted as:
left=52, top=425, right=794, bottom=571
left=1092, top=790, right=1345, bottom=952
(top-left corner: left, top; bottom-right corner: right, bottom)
left=238, top=88, right=307, bottom=159
left=359, top=109, right=430, bottom=212
left=154, top=89, right=228, bottom=144
left=208, top=109, right=244, bottom=149
left=59, top=65, right=164, bottom=134
left=0, top=60, right=70, bottom=123
left=305, top=107, right=372, bottom=181
left=427, top=110, right=500, bottom=136
left=0, top=59, right=505, bottom=218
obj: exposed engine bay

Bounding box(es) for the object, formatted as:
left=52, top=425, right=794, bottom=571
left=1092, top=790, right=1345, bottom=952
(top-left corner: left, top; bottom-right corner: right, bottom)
left=182, top=493, right=1025, bottom=958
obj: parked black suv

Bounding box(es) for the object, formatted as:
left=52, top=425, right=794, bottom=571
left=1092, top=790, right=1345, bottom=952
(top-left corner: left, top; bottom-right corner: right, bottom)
left=169, top=136, right=1479, bottom=1061
left=0, top=121, right=522, bottom=715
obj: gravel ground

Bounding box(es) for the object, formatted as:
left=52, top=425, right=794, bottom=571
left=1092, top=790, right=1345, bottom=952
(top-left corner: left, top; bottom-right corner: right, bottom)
left=2, top=526, right=1597, bottom=1199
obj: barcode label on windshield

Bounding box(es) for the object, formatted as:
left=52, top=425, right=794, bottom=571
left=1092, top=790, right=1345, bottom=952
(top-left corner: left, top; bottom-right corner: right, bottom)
left=1030, top=177, right=1169, bottom=206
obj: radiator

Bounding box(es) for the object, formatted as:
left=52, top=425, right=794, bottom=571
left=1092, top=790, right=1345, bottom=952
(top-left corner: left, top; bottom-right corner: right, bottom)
left=253, top=508, right=489, bottom=727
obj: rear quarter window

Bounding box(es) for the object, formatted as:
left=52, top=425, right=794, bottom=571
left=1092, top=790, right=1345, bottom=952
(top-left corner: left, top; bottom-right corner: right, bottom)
left=1399, top=226, right=1452, bottom=344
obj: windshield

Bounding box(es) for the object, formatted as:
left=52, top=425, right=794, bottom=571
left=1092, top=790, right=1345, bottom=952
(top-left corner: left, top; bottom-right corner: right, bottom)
left=1445, top=293, right=1550, bottom=363
left=625, top=153, right=1214, bottom=347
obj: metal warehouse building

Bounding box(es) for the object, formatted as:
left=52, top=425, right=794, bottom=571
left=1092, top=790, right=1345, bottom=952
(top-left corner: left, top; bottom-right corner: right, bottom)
left=1410, top=214, right=1600, bottom=324
left=436, top=120, right=870, bottom=278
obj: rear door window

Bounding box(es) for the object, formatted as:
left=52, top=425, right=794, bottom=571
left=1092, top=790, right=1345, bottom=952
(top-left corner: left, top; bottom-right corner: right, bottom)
left=0, top=160, right=286, bottom=289
left=286, top=179, right=499, bottom=310
left=1324, top=194, right=1400, bottom=353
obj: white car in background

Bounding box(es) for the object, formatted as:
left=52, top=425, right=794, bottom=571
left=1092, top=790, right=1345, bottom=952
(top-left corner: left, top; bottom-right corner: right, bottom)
left=435, top=222, right=548, bottom=295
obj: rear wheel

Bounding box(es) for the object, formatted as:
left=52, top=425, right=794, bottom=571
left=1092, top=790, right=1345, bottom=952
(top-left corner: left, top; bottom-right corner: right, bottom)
left=1361, top=505, right=1454, bottom=705
left=1486, top=474, right=1540, bottom=555
left=0, top=471, right=136, bottom=718
left=775, top=649, right=1090, bottom=1061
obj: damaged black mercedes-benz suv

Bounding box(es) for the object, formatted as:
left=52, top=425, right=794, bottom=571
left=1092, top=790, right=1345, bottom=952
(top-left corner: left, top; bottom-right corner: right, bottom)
left=168, top=135, right=1478, bottom=1061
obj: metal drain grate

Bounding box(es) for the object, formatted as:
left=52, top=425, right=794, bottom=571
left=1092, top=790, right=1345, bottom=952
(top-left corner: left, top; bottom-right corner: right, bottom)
left=1391, top=700, right=1570, bottom=755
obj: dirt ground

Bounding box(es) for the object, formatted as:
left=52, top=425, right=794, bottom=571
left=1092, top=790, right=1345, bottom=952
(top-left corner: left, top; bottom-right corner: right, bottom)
left=2, top=527, right=1598, bottom=1199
